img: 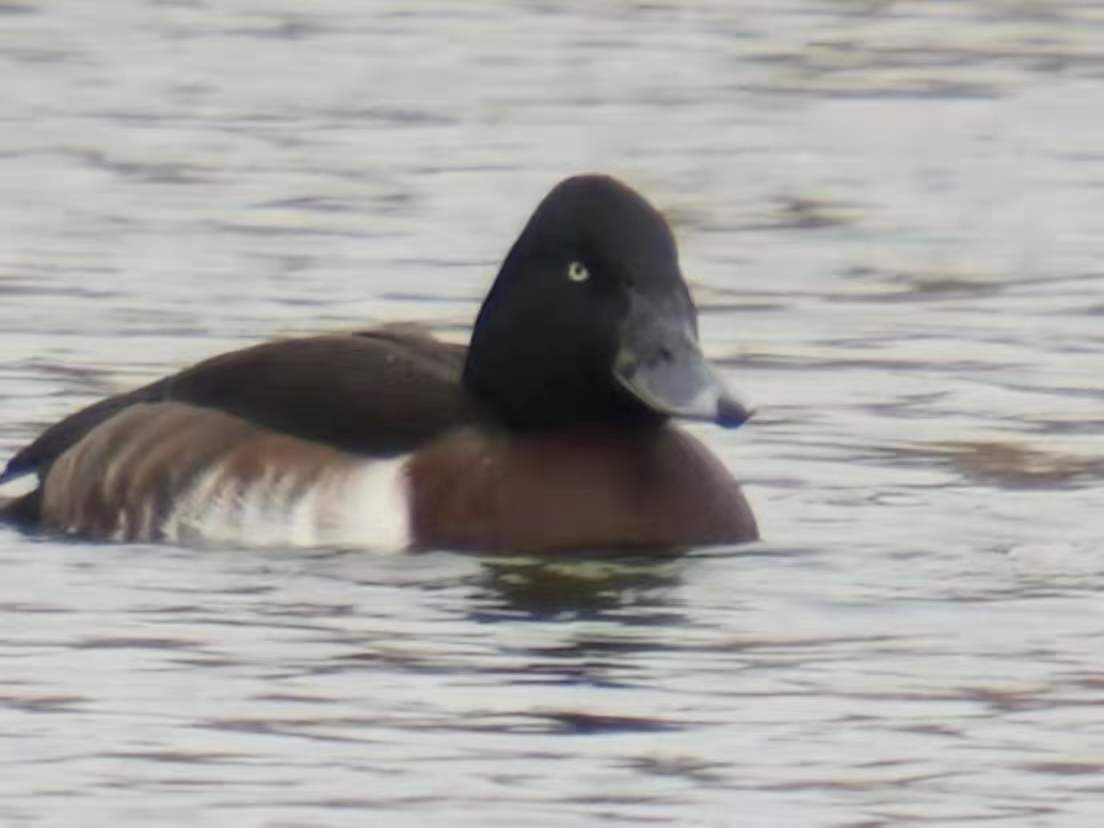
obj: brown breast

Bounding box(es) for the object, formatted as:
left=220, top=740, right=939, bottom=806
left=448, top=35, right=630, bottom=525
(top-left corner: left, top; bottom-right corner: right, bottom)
left=407, top=425, right=757, bottom=553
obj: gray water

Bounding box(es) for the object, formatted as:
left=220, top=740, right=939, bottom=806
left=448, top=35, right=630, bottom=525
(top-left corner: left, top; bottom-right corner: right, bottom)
left=2, top=1, right=1103, bottom=825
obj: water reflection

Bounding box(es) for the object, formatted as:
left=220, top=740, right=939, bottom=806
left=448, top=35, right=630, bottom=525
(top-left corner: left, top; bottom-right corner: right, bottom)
left=867, top=440, right=1104, bottom=489
left=469, top=554, right=687, bottom=621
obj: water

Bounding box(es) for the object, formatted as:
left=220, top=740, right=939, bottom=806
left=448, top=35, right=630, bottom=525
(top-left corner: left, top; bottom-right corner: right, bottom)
left=2, top=1, right=1103, bottom=825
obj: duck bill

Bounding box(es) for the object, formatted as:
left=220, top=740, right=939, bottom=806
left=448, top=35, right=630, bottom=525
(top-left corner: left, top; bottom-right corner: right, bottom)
left=613, top=293, right=752, bottom=428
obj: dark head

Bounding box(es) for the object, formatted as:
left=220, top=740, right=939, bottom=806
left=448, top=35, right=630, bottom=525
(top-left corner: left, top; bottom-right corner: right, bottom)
left=463, top=175, right=750, bottom=430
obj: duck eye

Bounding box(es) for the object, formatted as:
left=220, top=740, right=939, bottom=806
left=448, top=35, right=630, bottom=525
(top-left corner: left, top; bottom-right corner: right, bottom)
left=566, top=261, right=590, bottom=283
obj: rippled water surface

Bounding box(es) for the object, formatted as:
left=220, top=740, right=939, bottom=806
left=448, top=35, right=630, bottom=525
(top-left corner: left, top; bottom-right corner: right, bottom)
left=2, top=1, right=1103, bottom=825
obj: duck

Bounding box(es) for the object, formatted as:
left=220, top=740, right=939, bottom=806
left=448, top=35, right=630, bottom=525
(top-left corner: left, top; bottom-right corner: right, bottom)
left=0, top=175, right=758, bottom=552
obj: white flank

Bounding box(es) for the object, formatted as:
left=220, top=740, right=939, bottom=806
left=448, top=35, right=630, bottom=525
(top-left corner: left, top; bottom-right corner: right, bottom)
left=161, top=458, right=411, bottom=551
left=0, top=473, right=36, bottom=498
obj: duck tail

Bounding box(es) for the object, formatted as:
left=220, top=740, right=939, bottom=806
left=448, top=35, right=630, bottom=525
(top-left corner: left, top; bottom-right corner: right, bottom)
left=0, top=489, right=41, bottom=528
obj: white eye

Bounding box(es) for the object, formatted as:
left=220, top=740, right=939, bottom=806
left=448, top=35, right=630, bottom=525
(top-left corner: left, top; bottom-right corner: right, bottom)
left=567, top=261, right=590, bottom=283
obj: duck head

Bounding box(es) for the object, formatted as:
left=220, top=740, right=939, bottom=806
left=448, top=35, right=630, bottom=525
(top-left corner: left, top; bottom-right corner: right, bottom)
left=464, top=175, right=751, bottom=430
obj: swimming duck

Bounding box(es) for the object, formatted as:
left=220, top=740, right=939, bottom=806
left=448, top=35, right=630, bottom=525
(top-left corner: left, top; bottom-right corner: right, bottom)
left=0, top=175, right=758, bottom=551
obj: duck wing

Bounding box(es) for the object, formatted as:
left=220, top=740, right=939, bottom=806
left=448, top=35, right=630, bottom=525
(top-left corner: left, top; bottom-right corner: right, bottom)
left=1, top=327, right=474, bottom=486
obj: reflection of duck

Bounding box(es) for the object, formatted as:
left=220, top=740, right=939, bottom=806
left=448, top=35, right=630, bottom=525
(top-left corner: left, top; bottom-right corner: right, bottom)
left=1, top=175, right=758, bottom=552
left=473, top=555, right=687, bottom=621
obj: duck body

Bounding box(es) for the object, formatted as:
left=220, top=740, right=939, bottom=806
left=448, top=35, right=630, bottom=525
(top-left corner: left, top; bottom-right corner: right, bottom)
left=1, top=175, right=758, bottom=552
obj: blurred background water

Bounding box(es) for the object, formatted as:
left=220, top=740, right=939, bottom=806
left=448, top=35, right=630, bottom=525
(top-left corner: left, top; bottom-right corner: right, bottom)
left=1, top=1, right=1103, bottom=825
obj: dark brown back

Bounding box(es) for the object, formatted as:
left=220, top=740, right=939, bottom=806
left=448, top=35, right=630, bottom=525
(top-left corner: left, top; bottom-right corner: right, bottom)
left=2, top=327, right=473, bottom=486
